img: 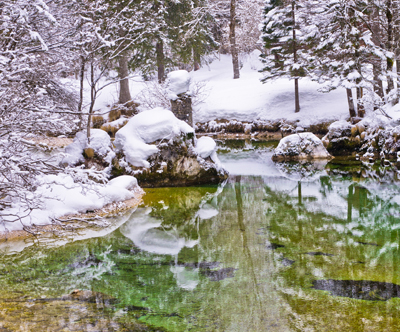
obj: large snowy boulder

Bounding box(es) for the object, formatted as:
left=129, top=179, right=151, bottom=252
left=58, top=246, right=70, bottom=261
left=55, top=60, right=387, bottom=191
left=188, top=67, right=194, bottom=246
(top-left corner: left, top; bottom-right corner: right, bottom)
left=272, top=132, right=332, bottom=161
left=112, top=108, right=228, bottom=187
left=62, top=129, right=115, bottom=168
left=114, top=107, right=193, bottom=168
left=322, top=120, right=364, bottom=155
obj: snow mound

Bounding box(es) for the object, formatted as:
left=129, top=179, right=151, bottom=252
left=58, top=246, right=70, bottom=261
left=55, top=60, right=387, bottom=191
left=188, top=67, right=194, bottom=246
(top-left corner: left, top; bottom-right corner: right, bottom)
left=194, top=136, right=222, bottom=169
left=108, top=175, right=138, bottom=190
left=194, top=136, right=217, bottom=159
left=114, top=108, right=194, bottom=168
left=1, top=174, right=140, bottom=232
left=167, top=70, right=191, bottom=99
left=273, top=133, right=332, bottom=161
left=62, top=129, right=115, bottom=165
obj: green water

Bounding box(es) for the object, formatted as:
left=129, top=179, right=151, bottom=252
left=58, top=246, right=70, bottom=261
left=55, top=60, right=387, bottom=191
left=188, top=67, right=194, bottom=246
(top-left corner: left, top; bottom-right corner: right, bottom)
left=2, top=140, right=400, bottom=331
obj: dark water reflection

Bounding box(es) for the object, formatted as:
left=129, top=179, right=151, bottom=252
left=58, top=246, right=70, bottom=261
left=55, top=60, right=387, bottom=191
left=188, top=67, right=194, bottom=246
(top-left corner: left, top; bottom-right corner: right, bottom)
left=1, top=140, right=400, bottom=331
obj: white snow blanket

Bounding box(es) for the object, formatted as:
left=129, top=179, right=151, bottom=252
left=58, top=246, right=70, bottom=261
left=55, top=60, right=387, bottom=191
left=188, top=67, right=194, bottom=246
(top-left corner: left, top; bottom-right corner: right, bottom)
left=62, top=129, right=115, bottom=165
left=273, top=132, right=332, bottom=160
left=114, top=108, right=194, bottom=168
left=1, top=174, right=139, bottom=232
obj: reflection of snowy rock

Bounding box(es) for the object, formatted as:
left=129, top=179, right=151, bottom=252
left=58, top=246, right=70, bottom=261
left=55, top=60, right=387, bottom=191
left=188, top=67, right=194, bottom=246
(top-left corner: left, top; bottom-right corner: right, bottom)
left=196, top=203, right=219, bottom=220
left=170, top=265, right=199, bottom=290
left=275, top=160, right=328, bottom=182
left=120, top=209, right=198, bottom=255
left=272, top=133, right=332, bottom=161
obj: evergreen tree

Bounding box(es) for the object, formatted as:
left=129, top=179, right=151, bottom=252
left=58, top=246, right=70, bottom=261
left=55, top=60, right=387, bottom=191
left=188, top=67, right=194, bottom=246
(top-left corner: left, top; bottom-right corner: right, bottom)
left=260, top=0, right=305, bottom=113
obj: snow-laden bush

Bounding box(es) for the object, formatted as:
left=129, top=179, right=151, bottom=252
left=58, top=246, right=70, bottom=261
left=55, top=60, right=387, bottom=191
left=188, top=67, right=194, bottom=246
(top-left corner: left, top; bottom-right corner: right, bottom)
left=136, top=79, right=209, bottom=111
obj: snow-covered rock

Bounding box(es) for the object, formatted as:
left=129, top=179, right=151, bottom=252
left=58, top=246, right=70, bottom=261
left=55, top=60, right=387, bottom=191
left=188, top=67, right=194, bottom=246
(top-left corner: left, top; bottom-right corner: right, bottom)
left=112, top=108, right=228, bottom=187
left=167, top=70, right=191, bottom=100
left=326, top=120, right=352, bottom=139
left=322, top=120, right=364, bottom=156
left=107, top=175, right=138, bottom=190
left=1, top=173, right=141, bottom=232
left=62, top=129, right=115, bottom=166
left=272, top=133, right=332, bottom=161
left=114, top=107, right=193, bottom=168
left=194, top=136, right=216, bottom=159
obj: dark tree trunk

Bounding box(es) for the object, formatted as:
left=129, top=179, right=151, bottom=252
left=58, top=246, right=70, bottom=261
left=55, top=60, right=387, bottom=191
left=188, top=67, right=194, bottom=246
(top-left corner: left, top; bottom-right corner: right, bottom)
left=346, top=88, right=356, bottom=118
left=156, top=41, right=165, bottom=83
left=118, top=51, right=132, bottom=104
left=386, top=0, right=395, bottom=94
left=229, top=0, right=240, bottom=79
left=292, top=2, right=300, bottom=113
left=294, top=78, right=300, bottom=113
left=87, top=61, right=96, bottom=144
left=193, top=49, right=200, bottom=71
left=396, top=59, right=400, bottom=104
left=77, top=56, right=85, bottom=131
left=357, top=87, right=365, bottom=118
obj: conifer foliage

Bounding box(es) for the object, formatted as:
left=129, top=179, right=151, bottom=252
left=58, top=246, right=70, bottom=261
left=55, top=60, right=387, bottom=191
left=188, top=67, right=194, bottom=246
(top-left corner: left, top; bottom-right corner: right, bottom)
left=260, top=0, right=400, bottom=116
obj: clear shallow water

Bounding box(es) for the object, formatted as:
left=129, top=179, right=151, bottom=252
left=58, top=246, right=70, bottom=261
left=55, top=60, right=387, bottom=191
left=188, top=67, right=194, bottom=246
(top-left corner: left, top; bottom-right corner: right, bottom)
left=2, top=140, right=400, bottom=331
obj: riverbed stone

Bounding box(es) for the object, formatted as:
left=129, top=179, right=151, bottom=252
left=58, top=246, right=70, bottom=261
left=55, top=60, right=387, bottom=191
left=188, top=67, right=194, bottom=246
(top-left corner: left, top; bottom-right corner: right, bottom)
left=272, top=133, right=332, bottom=161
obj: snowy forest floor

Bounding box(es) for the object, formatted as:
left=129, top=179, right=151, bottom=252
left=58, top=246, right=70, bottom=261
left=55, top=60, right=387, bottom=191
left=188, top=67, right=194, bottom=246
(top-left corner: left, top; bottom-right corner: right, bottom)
left=90, top=51, right=351, bottom=129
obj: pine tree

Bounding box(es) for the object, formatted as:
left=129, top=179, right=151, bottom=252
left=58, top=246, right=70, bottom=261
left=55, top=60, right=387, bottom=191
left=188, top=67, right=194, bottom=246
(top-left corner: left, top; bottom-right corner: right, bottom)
left=260, top=0, right=305, bottom=113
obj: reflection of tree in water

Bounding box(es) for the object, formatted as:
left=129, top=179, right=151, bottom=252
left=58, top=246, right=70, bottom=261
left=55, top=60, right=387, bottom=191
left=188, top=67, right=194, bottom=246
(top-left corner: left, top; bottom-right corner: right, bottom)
left=263, top=178, right=400, bottom=332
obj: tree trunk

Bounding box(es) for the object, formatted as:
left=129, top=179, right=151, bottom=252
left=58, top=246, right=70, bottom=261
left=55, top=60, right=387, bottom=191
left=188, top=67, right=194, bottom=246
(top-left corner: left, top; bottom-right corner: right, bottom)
left=371, top=5, right=384, bottom=101
left=118, top=51, right=131, bottom=104
left=357, top=87, right=365, bottom=118
left=229, top=0, right=240, bottom=79
left=386, top=0, right=395, bottom=94
left=396, top=59, right=400, bottom=104
left=87, top=61, right=97, bottom=144
left=346, top=88, right=356, bottom=118
left=193, top=49, right=200, bottom=71
left=292, top=2, right=300, bottom=113
left=156, top=41, right=165, bottom=83
left=77, top=56, right=85, bottom=131
left=294, top=78, right=300, bottom=113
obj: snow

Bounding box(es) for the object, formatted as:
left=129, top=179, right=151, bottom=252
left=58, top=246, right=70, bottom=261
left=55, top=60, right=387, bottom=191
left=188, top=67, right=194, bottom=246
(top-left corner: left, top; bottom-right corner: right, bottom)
left=107, top=175, right=138, bottom=190
left=166, top=70, right=191, bottom=99
left=0, top=174, right=140, bottom=233
left=62, top=129, right=115, bottom=166
left=191, top=51, right=349, bottom=126
left=194, top=136, right=217, bottom=159
left=114, top=107, right=194, bottom=168
left=273, top=132, right=331, bottom=160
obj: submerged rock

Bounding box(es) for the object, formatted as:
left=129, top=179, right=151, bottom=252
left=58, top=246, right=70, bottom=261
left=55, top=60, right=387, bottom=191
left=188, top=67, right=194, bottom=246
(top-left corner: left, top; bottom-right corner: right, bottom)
left=201, top=267, right=236, bottom=281
left=61, top=289, right=119, bottom=305
left=312, top=279, right=400, bottom=301
left=272, top=133, right=332, bottom=161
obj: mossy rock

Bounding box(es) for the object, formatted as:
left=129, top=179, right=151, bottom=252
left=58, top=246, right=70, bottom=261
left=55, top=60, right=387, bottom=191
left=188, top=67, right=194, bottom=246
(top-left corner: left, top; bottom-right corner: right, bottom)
left=111, top=136, right=228, bottom=187
left=327, top=137, right=362, bottom=156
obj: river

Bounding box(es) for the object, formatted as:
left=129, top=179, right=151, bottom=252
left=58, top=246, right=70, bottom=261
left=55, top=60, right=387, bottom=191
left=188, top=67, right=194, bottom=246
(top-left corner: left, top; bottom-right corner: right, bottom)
left=1, top=139, right=400, bottom=331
